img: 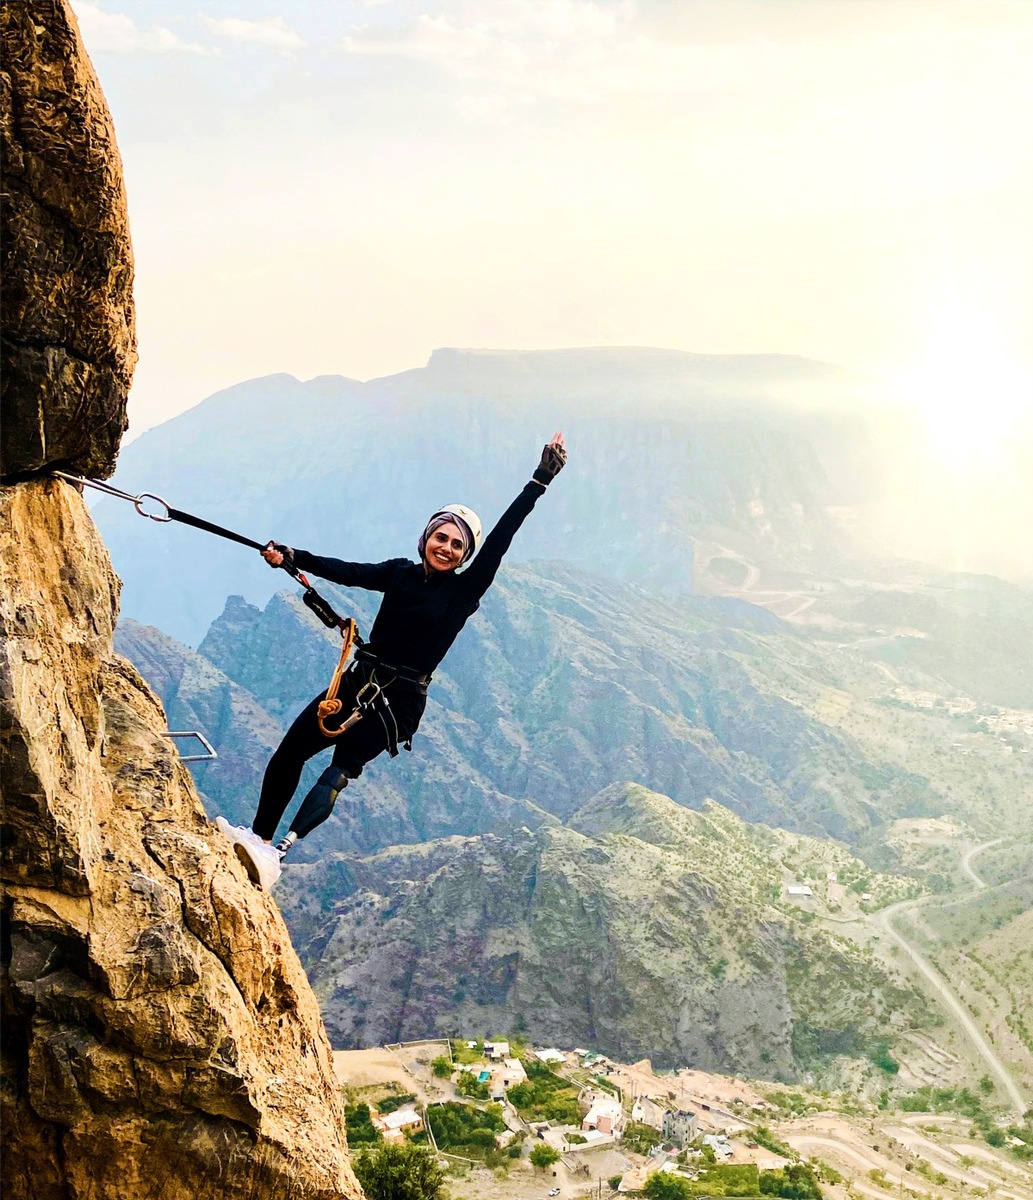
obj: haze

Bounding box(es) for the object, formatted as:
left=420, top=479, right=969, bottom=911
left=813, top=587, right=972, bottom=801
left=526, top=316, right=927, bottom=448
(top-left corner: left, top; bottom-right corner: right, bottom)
left=71, top=0, right=1033, bottom=580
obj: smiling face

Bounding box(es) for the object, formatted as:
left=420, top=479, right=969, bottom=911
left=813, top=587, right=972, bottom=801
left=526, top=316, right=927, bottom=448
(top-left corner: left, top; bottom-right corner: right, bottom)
left=423, top=520, right=466, bottom=573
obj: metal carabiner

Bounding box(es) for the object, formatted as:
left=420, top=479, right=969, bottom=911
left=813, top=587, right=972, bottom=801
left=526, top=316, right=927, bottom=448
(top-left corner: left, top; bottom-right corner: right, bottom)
left=355, top=679, right=383, bottom=708
left=133, top=491, right=172, bottom=522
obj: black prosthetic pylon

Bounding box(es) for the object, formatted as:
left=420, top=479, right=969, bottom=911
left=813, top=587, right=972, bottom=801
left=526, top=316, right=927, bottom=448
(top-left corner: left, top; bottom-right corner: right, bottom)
left=279, top=766, right=349, bottom=851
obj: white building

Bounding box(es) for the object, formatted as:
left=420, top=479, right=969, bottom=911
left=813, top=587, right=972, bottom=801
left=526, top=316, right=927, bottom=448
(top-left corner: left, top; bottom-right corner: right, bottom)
left=372, top=1105, right=423, bottom=1143
left=582, top=1090, right=624, bottom=1136
left=703, top=1133, right=733, bottom=1159
left=631, top=1096, right=667, bottom=1130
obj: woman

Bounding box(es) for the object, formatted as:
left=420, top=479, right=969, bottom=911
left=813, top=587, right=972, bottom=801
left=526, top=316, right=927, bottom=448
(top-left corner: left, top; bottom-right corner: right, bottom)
left=217, top=432, right=567, bottom=889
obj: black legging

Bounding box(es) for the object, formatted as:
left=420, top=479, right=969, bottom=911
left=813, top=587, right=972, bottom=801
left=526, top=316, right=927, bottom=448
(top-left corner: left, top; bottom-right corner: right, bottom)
left=253, top=669, right=425, bottom=841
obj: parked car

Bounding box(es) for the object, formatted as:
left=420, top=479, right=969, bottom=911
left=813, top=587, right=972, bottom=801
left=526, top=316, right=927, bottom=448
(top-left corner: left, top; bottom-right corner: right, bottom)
left=548, top=1190, right=560, bottom=1197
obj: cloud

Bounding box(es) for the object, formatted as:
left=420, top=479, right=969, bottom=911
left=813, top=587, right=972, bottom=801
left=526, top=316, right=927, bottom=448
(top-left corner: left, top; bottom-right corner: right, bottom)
left=70, top=1, right=216, bottom=55
left=200, top=15, right=306, bottom=52
left=342, top=0, right=649, bottom=107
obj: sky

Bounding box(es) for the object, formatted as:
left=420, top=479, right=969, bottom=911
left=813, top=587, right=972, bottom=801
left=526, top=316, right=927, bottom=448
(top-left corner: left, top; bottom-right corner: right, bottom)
left=70, top=0, right=1033, bottom=446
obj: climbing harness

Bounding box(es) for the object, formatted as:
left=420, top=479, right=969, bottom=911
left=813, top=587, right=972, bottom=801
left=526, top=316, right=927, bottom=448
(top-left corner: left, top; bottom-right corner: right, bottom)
left=53, top=471, right=364, bottom=732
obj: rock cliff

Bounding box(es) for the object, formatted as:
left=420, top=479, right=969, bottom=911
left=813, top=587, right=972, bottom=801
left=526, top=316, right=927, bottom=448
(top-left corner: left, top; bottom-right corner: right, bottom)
left=1, top=482, right=362, bottom=1199
left=0, top=4, right=362, bottom=1196
left=1, top=0, right=135, bottom=480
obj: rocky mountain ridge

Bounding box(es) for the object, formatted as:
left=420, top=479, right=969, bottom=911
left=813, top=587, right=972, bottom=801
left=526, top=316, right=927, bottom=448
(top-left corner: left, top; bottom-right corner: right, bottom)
left=95, top=354, right=889, bottom=645
left=276, top=784, right=925, bottom=1079
left=116, top=555, right=1033, bottom=867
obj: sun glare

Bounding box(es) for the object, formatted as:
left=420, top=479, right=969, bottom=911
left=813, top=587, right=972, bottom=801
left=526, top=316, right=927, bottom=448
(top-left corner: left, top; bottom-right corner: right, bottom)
left=891, top=305, right=1031, bottom=469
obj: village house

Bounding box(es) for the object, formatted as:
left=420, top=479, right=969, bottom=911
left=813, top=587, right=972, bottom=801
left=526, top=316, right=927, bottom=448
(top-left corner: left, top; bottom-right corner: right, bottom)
left=500, top=1057, right=527, bottom=1089
left=581, top=1089, right=624, bottom=1136
left=662, top=1107, right=698, bottom=1148
left=631, top=1095, right=667, bottom=1130
left=703, top=1133, right=734, bottom=1159
left=484, top=1040, right=510, bottom=1061
left=535, top=1047, right=566, bottom=1065
left=371, top=1105, right=423, bottom=1143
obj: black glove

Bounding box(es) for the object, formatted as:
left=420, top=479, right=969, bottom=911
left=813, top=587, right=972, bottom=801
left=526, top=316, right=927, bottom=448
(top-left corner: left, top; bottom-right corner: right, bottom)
left=533, top=440, right=567, bottom=486
left=263, top=541, right=295, bottom=568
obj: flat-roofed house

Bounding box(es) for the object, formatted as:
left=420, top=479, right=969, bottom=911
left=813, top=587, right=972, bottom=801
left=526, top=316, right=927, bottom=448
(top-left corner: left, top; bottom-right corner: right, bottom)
left=372, top=1105, right=423, bottom=1143
left=662, top=1108, right=697, bottom=1147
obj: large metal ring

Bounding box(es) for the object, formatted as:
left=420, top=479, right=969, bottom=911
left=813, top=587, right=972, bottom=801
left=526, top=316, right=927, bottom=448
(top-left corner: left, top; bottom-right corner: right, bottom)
left=134, top=492, right=172, bottom=522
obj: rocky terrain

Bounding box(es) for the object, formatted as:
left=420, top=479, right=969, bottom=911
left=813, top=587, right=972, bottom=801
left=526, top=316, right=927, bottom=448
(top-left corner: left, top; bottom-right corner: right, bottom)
left=0, top=5, right=361, bottom=1197
left=276, top=785, right=924, bottom=1078
left=1, top=0, right=135, bottom=481
left=116, top=556, right=1031, bottom=863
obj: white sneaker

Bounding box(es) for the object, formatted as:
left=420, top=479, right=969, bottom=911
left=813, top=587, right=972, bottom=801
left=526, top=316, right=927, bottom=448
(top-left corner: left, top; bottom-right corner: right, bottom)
left=215, top=817, right=282, bottom=891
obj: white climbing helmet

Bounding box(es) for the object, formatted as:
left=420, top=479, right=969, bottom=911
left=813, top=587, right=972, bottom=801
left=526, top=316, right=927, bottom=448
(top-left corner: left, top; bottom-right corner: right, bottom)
left=419, top=504, right=482, bottom=565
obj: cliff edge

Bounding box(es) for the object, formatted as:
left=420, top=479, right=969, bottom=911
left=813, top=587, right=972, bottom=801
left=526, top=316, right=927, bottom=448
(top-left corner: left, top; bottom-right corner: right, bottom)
left=1, top=481, right=362, bottom=1199
left=0, top=3, right=362, bottom=1196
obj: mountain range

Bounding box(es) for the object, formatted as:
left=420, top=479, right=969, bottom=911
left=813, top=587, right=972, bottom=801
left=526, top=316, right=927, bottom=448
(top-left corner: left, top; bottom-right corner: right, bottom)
left=97, top=348, right=894, bottom=645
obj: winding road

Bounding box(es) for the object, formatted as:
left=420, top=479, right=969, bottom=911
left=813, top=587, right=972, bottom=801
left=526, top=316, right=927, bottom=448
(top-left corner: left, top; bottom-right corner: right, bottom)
left=876, top=839, right=1027, bottom=1120
left=960, top=836, right=1006, bottom=889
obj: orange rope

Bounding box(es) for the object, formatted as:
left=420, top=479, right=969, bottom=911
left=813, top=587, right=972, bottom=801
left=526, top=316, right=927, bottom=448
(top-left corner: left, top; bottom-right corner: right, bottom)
left=316, top=618, right=360, bottom=738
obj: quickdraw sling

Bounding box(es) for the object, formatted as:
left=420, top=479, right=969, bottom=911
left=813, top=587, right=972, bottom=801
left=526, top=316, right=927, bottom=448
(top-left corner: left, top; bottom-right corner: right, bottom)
left=54, top=471, right=365, bottom=737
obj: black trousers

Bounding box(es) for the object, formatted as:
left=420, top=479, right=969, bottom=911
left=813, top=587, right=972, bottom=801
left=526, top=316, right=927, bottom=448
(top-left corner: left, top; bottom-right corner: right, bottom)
left=253, top=666, right=426, bottom=840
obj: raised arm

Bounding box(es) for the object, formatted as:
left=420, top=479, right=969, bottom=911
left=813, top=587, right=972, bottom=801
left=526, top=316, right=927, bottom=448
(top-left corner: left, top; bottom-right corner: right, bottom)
left=460, top=432, right=567, bottom=599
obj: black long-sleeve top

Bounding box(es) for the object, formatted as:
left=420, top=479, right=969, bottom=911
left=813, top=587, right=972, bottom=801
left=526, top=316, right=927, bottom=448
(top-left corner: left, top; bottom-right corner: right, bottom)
left=292, top=481, right=545, bottom=677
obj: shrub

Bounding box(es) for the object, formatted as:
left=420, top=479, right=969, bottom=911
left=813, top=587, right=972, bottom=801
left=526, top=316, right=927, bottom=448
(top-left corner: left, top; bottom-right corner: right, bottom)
left=345, top=1103, right=382, bottom=1147
left=621, top=1120, right=662, bottom=1156
left=354, top=1142, right=447, bottom=1200
left=759, top=1162, right=823, bottom=1198
left=644, top=1173, right=691, bottom=1199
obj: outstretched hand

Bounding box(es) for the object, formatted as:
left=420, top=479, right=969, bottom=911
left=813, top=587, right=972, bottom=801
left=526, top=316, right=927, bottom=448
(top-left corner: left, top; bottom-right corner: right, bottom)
left=533, top=430, right=567, bottom=486
left=262, top=540, right=294, bottom=568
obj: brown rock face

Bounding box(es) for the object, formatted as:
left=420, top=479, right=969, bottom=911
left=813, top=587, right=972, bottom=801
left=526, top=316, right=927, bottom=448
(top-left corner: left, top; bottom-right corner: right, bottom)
left=0, top=481, right=363, bottom=1199
left=0, top=3, right=362, bottom=1194
left=0, top=0, right=136, bottom=480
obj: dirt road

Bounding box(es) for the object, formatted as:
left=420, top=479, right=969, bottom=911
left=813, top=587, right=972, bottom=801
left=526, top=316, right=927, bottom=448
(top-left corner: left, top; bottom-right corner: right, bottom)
left=876, top=843, right=1027, bottom=1120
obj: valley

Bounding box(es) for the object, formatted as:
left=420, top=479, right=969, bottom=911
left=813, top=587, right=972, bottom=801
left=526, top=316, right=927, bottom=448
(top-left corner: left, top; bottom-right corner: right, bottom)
left=332, top=1037, right=1032, bottom=1200
left=101, top=355, right=1033, bottom=1176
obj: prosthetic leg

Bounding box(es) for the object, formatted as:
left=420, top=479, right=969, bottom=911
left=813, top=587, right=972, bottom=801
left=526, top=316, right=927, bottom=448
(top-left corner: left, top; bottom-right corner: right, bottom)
left=275, top=765, right=349, bottom=856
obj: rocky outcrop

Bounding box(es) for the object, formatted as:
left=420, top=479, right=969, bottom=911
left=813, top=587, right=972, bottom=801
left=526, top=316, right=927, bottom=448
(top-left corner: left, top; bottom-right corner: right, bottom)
left=1, top=480, right=363, bottom=1199
left=1, top=0, right=135, bottom=479
left=0, top=3, right=361, bottom=1194
left=277, top=786, right=923, bottom=1076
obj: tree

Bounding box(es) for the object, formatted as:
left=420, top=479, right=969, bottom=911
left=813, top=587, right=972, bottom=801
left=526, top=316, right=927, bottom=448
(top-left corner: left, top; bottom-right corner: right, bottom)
left=431, top=1056, right=453, bottom=1078
left=353, top=1142, right=448, bottom=1200
left=643, top=1172, right=691, bottom=1199
left=455, top=1071, right=489, bottom=1100
left=345, top=1102, right=382, bottom=1147
left=529, top=1144, right=561, bottom=1171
